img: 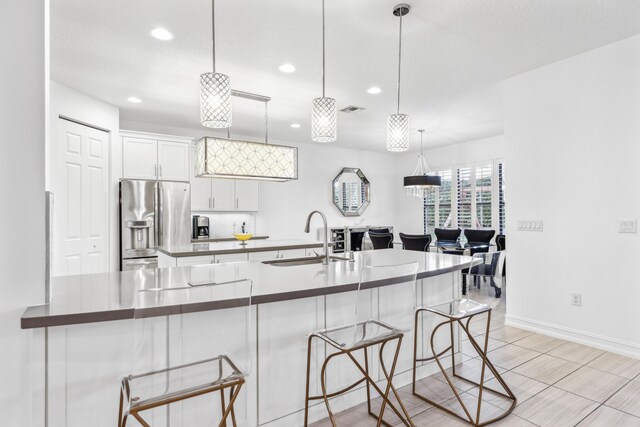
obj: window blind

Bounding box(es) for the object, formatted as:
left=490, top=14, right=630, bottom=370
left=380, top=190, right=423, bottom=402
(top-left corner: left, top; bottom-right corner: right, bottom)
left=475, top=164, right=492, bottom=228
left=457, top=167, right=472, bottom=228
left=438, top=170, right=452, bottom=227
left=498, top=162, right=506, bottom=234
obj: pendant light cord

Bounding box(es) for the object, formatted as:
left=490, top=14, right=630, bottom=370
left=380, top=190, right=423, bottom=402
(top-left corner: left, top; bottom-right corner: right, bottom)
left=322, top=0, right=326, bottom=98
left=265, top=101, right=269, bottom=144
left=419, top=129, right=424, bottom=156
left=396, top=13, right=403, bottom=115
left=211, top=0, right=216, bottom=73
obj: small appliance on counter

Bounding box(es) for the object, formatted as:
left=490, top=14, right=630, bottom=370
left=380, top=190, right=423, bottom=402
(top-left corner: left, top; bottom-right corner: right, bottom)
left=192, top=215, right=210, bottom=240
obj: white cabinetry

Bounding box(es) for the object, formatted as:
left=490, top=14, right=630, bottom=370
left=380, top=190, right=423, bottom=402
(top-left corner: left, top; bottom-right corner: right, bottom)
left=190, top=176, right=259, bottom=212
left=121, top=132, right=190, bottom=182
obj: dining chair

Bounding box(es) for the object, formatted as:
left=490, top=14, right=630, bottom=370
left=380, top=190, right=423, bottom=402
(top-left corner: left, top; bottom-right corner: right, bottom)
left=462, top=229, right=495, bottom=255
left=368, top=231, right=394, bottom=250
left=399, top=233, right=432, bottom=252
left=434, top=228, right=463, bottom=255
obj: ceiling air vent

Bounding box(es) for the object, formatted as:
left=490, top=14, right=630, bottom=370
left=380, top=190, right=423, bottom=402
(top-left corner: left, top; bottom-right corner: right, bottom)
left=339, top=105, right=366, bottom=114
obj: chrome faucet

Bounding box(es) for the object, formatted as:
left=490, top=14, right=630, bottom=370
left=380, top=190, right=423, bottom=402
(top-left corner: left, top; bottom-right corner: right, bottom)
left=304, top=210, right=330, bottom=265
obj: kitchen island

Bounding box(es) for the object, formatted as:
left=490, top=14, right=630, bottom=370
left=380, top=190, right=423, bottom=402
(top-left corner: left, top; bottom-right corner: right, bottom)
left=22, top=249, right=473, bottom=427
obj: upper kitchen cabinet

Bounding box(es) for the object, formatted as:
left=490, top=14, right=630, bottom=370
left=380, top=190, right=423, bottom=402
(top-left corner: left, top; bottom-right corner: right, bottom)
left=121, top=131, right=190, bottom=182
left=235, top=180, right=259, bottom=211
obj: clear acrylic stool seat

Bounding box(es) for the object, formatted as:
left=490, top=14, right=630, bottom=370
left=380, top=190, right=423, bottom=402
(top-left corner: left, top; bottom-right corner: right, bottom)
left=118, top=278, right=253, bottom=427
left=304, top=259, right=419, bottom=427
left=412, top=295, right=516, bottom=426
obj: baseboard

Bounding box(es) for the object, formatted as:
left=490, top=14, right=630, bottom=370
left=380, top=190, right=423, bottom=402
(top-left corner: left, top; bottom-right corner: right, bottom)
left=505, top=314, right=640, bottom=359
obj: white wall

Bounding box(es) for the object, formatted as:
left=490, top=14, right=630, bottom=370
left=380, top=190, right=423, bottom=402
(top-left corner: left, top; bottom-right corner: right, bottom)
left=49, top=81, right=120, bottom=271
left=504, top=35, right=640, bottom=356
left=0, top=0, right=46, bottom=425
left=121, top=120, right=406, bottom=239
left=395, top=135, right=505, bottom=235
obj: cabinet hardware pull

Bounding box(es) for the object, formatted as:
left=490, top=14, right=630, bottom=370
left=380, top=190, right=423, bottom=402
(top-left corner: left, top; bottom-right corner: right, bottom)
left=159, top=164, right=162, bottom=177
left=154, top=164, right=157, bottom=177
left=208, top=196, right=211, bottom=209
left=236, top=198, right=239, bottom=209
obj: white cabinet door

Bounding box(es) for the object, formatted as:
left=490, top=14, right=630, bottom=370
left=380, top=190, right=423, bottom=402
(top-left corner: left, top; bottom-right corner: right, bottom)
left=158, top=140, right=189, bottom=181
left=211, top=178, right=236, bottom=211
left=247, top=251, right=279, bottom=262
left=190, top=162, right=213, bottom=212
left=235, top=180, right=259, bottom=211
left=279, top=249, right=307, bottom=259
left=122, top=137, right=158, bottom=179
left=214, top=253, right=248, bottom=263
left=176, top=255, right=214, bottom=267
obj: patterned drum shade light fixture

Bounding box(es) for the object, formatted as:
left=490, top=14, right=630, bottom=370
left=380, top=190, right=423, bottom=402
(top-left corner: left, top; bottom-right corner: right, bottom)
left=195, top=91, right=298, bottom=182
left=386, top=4, right=411, bottom=152
left=200, top=0, right=232, bottom=128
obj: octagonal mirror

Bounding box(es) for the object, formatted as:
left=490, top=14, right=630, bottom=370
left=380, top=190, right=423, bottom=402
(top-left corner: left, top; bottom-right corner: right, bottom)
left=332, top=167, right=370, bottom=216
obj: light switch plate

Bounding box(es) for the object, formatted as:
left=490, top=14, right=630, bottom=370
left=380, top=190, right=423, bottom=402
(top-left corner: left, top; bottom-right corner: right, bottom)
left=518, top=220, right=544, bottom=232
left=618, top=219, right=637, bottom=234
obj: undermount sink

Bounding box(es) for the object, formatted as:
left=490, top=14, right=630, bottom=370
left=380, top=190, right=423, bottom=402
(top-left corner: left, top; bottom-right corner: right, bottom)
left=262, top=256, right=349, bottom=267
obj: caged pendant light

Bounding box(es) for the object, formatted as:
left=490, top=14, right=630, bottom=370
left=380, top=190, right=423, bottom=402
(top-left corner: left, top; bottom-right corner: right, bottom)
left=200, top=0, right=232, bottom=128
left=404, top=129, right=441, bottom=197
left=387, top=4, right=411, bottom=152
left=311, top=0, right=337, bottom=143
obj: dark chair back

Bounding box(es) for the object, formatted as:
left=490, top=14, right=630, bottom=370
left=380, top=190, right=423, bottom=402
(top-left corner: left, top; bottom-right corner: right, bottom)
left=434, top=228, right=461, bottom=243
left=399, top=233, right=432, bottom=252
left=496, top=234, right=506, bottom=251
left=350, top=231, right=365, bottom=251
left=368, top=227, right=390, bottom=234
left=464, top=229, right=495, bottom=255
left=368, top=231, right=394, bottom=250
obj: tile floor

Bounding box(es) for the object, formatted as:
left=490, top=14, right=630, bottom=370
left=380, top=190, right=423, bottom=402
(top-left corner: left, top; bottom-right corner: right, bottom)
left=310, top=286, right=640, bottom=426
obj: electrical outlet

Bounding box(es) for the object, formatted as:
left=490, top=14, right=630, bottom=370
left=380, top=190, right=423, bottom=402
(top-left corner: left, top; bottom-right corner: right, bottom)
left=571, top=293, right=582, bottom=307
left=618, top=219, right=637, bottom=234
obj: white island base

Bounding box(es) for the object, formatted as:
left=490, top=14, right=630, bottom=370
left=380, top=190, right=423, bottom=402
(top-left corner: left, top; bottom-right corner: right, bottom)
left=28, top=251, right=469, bottom=427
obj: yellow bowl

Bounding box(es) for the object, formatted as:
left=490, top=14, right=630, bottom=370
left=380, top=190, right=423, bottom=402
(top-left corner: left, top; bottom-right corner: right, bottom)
left=234, top=233, right=253, bottom=242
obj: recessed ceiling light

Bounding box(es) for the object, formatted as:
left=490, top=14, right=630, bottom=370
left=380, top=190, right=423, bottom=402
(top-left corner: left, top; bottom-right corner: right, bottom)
left=278, top=64, right=296, bottom=73
left=367, top=86, right=382, bottom=94
left=290, top=123, right=301, bottom=128
left=150, top=28, right=174, bottom=41
left=127, top=97, right=142, bottom=104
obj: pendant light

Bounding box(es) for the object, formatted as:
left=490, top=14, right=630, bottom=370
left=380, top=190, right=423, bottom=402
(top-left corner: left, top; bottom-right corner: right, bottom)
left=387, top=4, right=410, bottom=152
left=404, top=129, right=441, bottom=196
left=200, top=0, right=232, bottom=128
left=311, top=0, right=337, bottom=143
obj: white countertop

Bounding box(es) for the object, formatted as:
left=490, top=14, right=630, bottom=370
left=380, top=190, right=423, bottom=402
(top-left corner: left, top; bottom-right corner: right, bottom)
left=22, top=249, right=473, bottom=329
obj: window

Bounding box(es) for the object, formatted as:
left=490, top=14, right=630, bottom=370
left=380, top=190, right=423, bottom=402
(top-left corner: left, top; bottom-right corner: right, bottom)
left=475, top=164, right=492, bottom=228
left=456, top=167, right=472, bottom=228
left=421, top=161, right=505, bottom=235
left=498, top=162, right=506, bottom=234
left=438, top=170, right=452, bottom=227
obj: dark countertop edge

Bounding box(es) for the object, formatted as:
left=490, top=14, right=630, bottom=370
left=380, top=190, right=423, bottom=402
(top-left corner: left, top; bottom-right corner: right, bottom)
left=158, top=242, right=324, bottom=258
left=20, top=261, right=472, bottom=329
left=191, top=236, right=269, bottom=243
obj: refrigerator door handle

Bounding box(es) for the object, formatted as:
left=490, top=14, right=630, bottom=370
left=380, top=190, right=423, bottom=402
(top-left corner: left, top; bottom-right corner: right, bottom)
left=154, top=182, right=161, bottom=247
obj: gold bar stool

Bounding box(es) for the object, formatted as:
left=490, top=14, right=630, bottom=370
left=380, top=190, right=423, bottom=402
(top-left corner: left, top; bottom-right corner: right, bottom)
left=117, top=278, right=253, bottom=427
left=412, top=258, right=515, bottom=426
left=304, top=259, right=419, bottom=426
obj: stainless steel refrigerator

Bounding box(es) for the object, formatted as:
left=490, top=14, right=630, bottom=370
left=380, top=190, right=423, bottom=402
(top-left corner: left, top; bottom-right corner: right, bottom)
left=119, top=179, right=191, bottom=271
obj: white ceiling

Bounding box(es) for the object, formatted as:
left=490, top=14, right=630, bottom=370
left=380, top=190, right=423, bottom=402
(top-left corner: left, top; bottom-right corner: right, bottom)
left=51, top=0, right=640, bottom=151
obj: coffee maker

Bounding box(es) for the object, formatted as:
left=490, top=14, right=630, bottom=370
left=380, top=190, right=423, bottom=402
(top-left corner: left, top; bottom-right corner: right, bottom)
left=192, top=215, right=210, bottom=239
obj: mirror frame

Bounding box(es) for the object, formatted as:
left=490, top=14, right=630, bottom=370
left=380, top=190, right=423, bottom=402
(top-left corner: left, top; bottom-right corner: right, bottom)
left=332, top=167, right=371, bottom=217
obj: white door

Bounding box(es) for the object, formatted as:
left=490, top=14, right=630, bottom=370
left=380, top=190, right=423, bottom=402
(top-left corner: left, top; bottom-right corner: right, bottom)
left=235, top=180, right=259, bottom=211
left=52, top=119, right=109, bottom=276
left=211, top=178, right=236, bottom=211
left=122, top=137, right=157, bottom=179
left=158, top=140, right=189, bottom=181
